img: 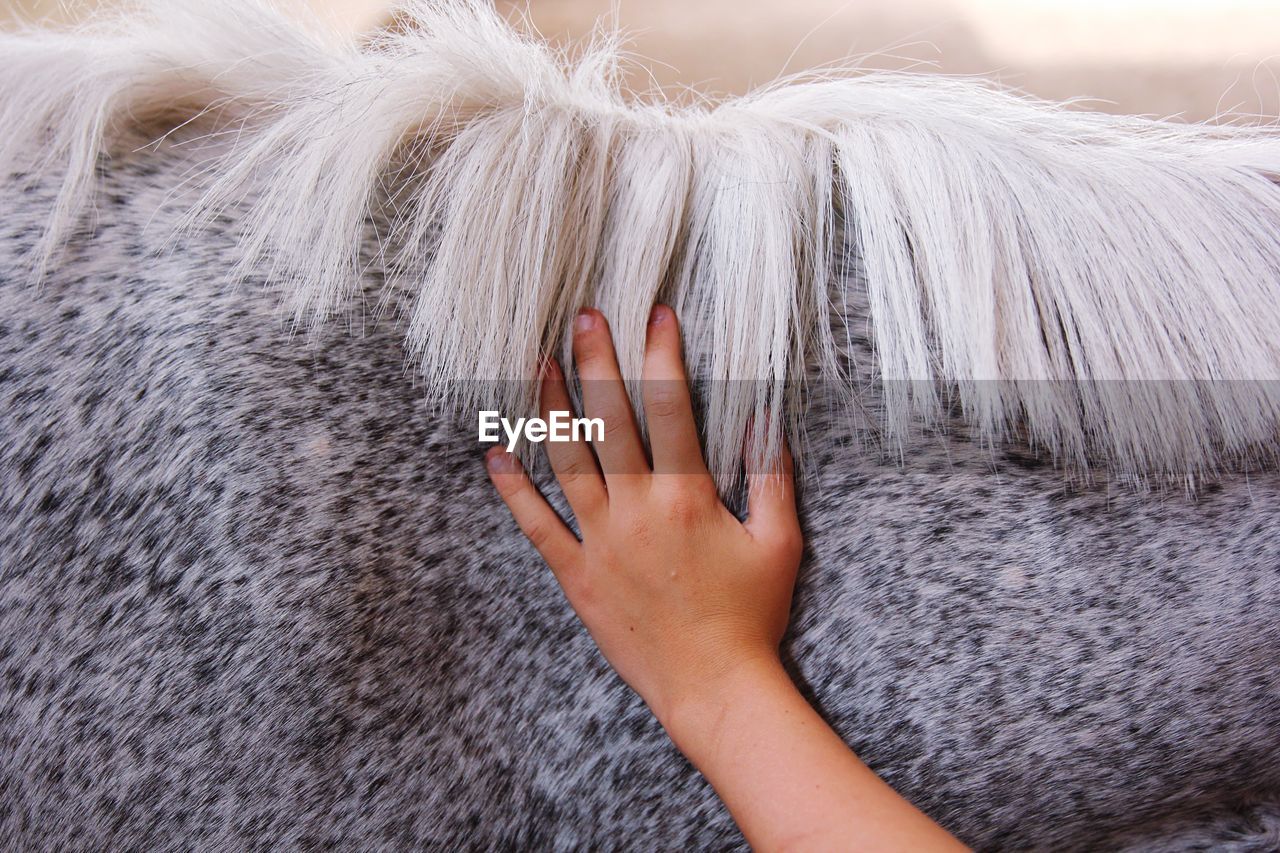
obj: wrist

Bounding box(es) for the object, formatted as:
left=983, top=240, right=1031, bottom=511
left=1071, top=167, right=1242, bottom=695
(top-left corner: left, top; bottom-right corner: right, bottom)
left=654, top=651, right=794, bottom=765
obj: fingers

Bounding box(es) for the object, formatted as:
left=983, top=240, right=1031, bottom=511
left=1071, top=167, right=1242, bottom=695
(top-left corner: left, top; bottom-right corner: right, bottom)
left=540, top=359, right=606, bottom=519
left=572, top=308, right=650, bottom=481
left=642, top=305, right=707, bottom=477
left=486, top=447, right=583, bottom=580
left=744, top=436, right=802, bottom=553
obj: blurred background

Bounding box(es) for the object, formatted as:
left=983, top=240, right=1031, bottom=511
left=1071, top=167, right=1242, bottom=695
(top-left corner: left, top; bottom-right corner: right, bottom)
left=4, top=0, right=1278, bottom=120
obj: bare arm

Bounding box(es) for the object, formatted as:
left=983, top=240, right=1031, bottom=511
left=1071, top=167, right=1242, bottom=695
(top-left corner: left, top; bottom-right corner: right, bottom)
left=486, top=304, right=965, bottom=851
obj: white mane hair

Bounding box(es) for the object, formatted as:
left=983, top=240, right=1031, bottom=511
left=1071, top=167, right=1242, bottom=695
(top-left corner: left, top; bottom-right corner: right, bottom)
left=4, top=0, right=1280, bottom=490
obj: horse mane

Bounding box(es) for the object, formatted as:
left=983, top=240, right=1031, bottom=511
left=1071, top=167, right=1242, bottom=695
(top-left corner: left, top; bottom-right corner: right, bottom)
left=4, top=0, right=1280, bottom=489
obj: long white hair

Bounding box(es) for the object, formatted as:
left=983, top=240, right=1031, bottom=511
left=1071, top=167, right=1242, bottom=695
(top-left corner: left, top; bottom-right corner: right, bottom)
left=4, top=0, right=1280, bottom=489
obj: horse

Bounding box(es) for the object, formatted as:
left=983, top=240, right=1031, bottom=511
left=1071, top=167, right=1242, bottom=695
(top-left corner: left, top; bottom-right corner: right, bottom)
left=2, top=1, right=1279, bottom=848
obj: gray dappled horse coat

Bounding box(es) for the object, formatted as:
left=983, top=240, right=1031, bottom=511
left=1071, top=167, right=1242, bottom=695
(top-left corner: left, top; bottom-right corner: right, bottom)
left=2, top=1, right=1280, bottom=849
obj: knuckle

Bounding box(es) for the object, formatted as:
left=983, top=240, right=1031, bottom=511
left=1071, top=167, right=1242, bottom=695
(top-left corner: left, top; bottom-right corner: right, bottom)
left=598, top=409, right=632, bottom=439
left=771, top=528, right=804, bottom=562
left=556, top=457, right=594, bottom=488
left=645, top=387, right=684, bottom=420
left=666, top=501, right=699, bottom=526
left=690, top=476, right=719, bottom=501
left=573, top=339, right=604, bottom=369
left=521, top=519, right=553, bottom=549
left=663, top=489, right=709, bottom=526
left=673, top=475, right=718, bottom=505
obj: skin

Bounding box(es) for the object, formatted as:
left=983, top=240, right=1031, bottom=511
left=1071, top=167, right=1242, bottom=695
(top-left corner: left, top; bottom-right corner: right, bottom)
left=486, top=304, right=967, bottom=851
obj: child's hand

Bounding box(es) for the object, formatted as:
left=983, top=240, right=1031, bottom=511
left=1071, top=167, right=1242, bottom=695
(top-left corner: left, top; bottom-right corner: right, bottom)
left=487, top=305, right=963, bottom=850
left=485, top=304, right=802, bottom=727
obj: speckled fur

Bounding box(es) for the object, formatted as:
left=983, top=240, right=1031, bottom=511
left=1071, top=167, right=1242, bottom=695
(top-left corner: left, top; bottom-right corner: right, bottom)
left=1, top=134, right=1279, bottom=850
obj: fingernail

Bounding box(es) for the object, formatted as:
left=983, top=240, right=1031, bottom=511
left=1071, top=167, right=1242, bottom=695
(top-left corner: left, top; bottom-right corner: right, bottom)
left=575, top=309, right=596, bottom=333
left=648, top=305, right=666, bottom=326
left=486, top=447, right=514, bottom=472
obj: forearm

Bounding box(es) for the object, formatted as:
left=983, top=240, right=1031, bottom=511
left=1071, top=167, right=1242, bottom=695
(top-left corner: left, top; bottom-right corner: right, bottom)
left=660, top=656, right=967, bottom=852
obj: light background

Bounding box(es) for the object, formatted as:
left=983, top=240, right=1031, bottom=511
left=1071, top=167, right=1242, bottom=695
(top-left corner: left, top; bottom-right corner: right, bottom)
left=3, top=0, right=1278, bottom=120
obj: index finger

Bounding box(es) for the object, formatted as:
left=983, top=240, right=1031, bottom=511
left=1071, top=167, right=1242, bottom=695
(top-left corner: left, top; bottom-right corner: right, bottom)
left=744, top=437, right=800, bottom=549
